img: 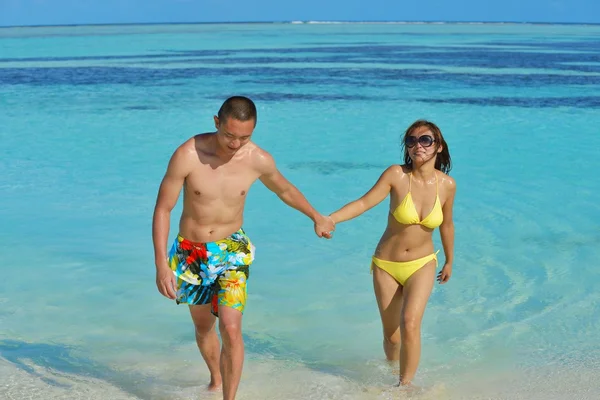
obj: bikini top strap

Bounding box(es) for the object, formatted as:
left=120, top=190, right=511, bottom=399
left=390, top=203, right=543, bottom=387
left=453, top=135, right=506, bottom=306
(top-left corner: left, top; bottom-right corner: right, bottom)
left=409, top=172, right=412, bottom=191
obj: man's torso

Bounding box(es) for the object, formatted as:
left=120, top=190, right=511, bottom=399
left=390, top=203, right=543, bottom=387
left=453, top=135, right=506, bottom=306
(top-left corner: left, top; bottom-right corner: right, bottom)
left=178, top=134, right=263, bottom=242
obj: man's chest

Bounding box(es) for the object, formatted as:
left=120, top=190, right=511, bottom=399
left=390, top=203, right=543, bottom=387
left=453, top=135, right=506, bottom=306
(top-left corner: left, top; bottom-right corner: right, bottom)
left=184, top=165, right=258, bottom=203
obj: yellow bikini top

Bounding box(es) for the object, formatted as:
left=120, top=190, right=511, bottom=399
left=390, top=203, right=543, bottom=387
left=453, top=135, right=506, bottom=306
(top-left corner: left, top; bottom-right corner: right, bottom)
left=392, top=172, right=443, bottom=229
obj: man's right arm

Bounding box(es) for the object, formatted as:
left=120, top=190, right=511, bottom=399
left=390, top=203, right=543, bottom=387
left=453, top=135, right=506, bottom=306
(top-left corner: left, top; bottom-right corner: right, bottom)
left=152, top=143, right=192, bottom=299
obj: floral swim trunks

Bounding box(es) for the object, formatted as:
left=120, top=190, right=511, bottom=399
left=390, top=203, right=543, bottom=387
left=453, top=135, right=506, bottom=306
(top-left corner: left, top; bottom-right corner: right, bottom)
left=168, top=229, right=255, bottom=317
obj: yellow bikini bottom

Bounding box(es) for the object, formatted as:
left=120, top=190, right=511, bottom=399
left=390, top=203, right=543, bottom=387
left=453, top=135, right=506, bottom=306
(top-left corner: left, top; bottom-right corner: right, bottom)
left=371, top=251, right=439, bottom=286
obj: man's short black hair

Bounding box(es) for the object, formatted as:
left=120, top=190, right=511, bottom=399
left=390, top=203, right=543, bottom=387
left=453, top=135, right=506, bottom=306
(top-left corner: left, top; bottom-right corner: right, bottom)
left=217, top=96, right=257, bottom=124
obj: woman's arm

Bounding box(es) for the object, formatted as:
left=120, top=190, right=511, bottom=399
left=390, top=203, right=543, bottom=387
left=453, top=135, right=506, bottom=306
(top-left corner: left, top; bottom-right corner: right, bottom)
left=437, top=178, right=456, bottom=284
left=330, top=166, right=399, bottom=224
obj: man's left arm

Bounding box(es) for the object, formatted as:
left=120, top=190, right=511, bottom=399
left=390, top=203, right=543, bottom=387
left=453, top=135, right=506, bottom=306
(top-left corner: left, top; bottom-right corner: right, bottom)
left=256, top=150, right=334, bottom=238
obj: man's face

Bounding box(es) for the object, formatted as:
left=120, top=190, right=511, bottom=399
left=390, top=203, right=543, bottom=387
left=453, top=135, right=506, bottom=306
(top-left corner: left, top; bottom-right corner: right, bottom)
left=214, top=116, right=255, bottom=154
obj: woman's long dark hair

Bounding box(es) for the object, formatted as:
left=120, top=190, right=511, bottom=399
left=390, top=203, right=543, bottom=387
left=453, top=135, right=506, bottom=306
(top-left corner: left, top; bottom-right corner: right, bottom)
left=402, top=120, right=452, bottom=174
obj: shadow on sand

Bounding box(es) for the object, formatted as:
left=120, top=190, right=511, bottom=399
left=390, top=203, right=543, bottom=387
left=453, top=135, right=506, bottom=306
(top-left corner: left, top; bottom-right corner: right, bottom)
left=0, top=339, right=153, bottom=399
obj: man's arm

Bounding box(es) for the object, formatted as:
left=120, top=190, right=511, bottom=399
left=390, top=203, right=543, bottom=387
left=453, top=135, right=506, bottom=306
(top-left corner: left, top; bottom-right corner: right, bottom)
left=256, top=150, right=334, bottom=238
left=152, top=143, right=192, bottom=298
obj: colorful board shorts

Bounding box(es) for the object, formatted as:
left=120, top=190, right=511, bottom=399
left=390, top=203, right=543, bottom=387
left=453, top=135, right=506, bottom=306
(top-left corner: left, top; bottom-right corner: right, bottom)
left=168, top=229, right=255, bottom=317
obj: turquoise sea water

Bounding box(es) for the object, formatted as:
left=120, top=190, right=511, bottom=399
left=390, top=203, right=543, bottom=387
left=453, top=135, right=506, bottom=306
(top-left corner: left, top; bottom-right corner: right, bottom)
left=1, top=22, right=599, bottom=399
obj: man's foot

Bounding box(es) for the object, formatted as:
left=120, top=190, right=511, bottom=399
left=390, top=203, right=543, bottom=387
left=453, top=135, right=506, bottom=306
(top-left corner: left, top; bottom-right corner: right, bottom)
left=207, top=377, right=222, bottom=392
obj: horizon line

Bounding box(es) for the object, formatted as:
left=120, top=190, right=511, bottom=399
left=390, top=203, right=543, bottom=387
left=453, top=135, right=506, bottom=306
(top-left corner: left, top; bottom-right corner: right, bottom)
left=1, top=20, right=600, bottom=29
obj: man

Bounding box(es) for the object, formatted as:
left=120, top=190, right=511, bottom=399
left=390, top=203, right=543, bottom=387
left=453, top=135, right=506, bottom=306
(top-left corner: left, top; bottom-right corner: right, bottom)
left=152, top=96, right=334, bottom=400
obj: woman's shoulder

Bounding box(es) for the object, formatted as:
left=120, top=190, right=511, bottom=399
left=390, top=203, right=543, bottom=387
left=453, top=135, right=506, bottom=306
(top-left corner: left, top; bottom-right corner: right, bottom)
left=384, top=164, right=412, bottom=174
left=382, top=164, right=409, bottom=177
left=380, top=165, right=411, bottom=187
left=436, top=170, right=456, bottom=191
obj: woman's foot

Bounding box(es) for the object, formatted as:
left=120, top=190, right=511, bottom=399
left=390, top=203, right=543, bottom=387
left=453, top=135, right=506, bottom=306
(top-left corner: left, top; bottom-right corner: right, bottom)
left=207, top=376, right=222, bottom=392
left=386, top=359, right=400, bottom=375
left=395, top=381, right=421, bottom=392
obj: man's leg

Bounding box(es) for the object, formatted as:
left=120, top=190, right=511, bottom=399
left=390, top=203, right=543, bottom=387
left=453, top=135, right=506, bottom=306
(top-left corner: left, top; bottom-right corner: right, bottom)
left=218, top=306, right=244, bottom=400
left=189, top=304, right=222, bottom=391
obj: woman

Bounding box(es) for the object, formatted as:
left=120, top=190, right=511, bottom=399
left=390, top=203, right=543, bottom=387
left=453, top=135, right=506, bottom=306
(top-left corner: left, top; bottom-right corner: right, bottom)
left=330, top=120, right=456, bottom=387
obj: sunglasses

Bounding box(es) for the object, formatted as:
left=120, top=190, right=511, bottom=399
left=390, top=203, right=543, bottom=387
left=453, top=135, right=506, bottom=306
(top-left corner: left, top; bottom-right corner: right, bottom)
left=405, top=135, right=436, bottom=148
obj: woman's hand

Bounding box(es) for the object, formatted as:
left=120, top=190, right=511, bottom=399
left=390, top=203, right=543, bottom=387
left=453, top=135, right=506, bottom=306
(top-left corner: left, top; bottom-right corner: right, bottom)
left=437, top=263, right=452, bottom=284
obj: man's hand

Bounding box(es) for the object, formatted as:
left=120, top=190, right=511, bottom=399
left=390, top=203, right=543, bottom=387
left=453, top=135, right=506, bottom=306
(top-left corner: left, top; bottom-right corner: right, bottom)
left=314, top=214, right=335, bottom=239
left=156, top=263, right=177, bottom=299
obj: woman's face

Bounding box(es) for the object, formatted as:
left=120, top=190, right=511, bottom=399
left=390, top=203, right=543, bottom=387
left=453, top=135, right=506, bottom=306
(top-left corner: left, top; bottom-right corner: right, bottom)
left=405, top=126, right=442, bottom=164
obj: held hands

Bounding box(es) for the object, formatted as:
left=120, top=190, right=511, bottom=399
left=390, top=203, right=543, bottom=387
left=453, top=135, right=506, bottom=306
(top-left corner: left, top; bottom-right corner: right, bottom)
left=437, top=263, right=452, bottom=284
left=314, top=214, right=335, bottom=239
left=156, top=262, right=177, bottom=300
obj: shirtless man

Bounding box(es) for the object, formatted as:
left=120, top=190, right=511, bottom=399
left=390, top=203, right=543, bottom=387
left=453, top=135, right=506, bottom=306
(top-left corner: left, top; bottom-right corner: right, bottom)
left=152, top=96, right=334, bottom=400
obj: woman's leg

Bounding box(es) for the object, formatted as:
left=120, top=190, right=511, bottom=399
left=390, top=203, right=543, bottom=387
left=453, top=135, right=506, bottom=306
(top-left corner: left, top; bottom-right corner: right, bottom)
left=398, top=260, right=436, bottom=385
left=372, top=263, right=404, bottom=361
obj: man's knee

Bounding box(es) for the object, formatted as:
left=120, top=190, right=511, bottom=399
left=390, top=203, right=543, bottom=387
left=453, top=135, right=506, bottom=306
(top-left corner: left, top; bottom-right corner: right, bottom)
left=190, top=306, right=217, bottom=336
left=219, top=319, right=242, bottom=343
left=194, top=320, right=217, bottom=337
